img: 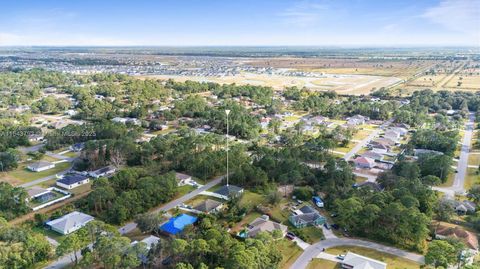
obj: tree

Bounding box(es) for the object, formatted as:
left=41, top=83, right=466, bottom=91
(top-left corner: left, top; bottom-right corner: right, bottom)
left=425, top=240, right=457, bottom=268
left=56, top=233, right=87, bottom=265
left=0, top=150, right=19, bottom=171
left=135, top=213, right=165, bottom=236
left=435, top=200, right=455, bottom=222
left=292, top=186, right=314, bottom=201
left=469, top=185, right=480, bottom=205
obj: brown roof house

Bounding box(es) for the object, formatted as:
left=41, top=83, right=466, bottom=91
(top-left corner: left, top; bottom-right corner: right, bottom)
left=246, top=215, right=288, bottom=238
left=435, top=224, right=478, bottom=250
left=352, top=156, right=376, bottom=169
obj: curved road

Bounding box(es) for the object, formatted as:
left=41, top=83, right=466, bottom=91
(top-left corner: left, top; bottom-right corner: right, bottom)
left=290, top=237, right=425, bottom=269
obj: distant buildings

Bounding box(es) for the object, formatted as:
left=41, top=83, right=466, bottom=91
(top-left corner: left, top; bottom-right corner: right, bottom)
left=46, top=211, right=94, bottom=235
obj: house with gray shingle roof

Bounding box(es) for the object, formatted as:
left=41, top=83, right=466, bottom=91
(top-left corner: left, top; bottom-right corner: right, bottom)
left=46, top=211, right=94, bottom=235
left=27, top=161, right=55, bottom=172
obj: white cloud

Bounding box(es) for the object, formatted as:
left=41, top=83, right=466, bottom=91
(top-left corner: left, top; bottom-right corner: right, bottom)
left=422, top=0, right=480, bottom=39
left=278, top=0, right=328, bottom=27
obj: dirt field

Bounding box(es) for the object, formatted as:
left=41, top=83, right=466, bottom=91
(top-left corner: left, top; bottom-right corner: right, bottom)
left=246, top=58, right=436, bottom=79
left=141, top=72, right=401, bottom=95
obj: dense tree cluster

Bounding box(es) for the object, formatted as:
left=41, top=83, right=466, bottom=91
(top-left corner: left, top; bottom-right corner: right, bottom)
left=409, top=129, right=458, bottom=156
left=0, top=182, right=30, bottom=220
left=0, top=218, right=53, bottom=268
left=82, top=169, right=177, bottom=224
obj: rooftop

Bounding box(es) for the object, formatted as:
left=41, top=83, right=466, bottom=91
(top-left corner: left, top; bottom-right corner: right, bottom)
left=160, top=214, right=197, bottom=235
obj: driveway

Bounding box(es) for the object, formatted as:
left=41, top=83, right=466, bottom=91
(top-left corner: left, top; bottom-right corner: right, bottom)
left=44, top=175, right=225, bottom=268
left=20, top=167, right=72, bottom=188
left=290, top=238, right=425, bottom=269
left=293, top=237, right=311, bottom=250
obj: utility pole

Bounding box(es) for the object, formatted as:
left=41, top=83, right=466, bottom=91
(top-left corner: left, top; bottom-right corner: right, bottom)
left=225, top=109, right=230, bottom=186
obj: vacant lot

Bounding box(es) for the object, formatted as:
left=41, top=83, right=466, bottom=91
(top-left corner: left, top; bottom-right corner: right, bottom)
left=141, top=72, right=401, bottom=95
left=308, top=259, right=339, bottom=269
left=445, top=75, right=480, bottom=90
left=326, top=246, right=420, bottom=269
left=277, top=239, right=303, bottom=269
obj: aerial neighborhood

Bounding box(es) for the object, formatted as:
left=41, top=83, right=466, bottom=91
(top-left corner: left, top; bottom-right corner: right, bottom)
left=1, top=45, right=480, bottom=269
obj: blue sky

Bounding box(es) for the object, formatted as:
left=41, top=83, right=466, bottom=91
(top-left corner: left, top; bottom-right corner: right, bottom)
left=0, top=0, right=478, bottom=46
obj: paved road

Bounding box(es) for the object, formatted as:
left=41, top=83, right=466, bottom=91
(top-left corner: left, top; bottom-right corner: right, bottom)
left=46, top=151, right=76, bottom=162
left=290, top=238, right=425, bottom=269
left=343, top=118, right=395, bottom=161
left=18, top=143, right=45, bottom=153
left=434, top=112, right=475, bottom=196
left=44, top=175, right=225, bottom=269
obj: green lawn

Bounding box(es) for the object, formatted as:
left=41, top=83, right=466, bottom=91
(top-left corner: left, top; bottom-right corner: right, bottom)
left=355, top=176, right=368, bottom=183
left=325, top=246, right=420, bottom=269
left=468, top=154, right=480, bottom=166
left=294, top=226, right=324, bottom=244
left=464, top=168, right=479, bottom=190
left=239, top=191, right=266, bottom=208
left=353, top=129, right=373, bottom=140
left=276, top=239, right=303, bottom=269
left=63, top=151, right=79, bottom=158
left=334, top=142, right=356, bottom=153
left=307, top=259, right=339, bottom=269
left=8, top=162, right=71, bottom=183
left=269, top=199, right=291, bottom=224
left=438, top=173, right=455, bottom=188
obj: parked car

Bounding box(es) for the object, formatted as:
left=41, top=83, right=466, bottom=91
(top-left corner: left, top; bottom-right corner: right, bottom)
left=286, top=232, right=296, bottom=240
left=323, top=223, right=331, bottom=229
left=337, top=254, right=346, bottom=260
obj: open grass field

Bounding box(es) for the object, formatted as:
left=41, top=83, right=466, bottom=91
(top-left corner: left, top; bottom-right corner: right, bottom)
left=408, top=74, right=447, bottom=87
left=353, top=129, right=373, bottom=140
left=445, top=75, right=480, bottom=90
left=140, top=71, right=401, bottom=95
left=277, top=239, right=304, bottom=269
left=325, top=246, right=421, bottom=269
left=0, top=161, right=71, bottom=185
left=307, top=259, right=339, bottom=269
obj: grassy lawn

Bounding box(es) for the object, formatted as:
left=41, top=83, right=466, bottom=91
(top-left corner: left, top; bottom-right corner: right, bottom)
left=177, top=185, right=196, bottom=197
left=334, top=142, right=356, bottom=153
left=294, top=226, right=324, bottom=244
left=353, top=129, right=373, bottom=140
left=276, top=239, right=303, bottom=269
left=30, top=225, right=65, bottom=241
left=231, top=211, right=262, bottom=233
left=464, top=168, right=479, bottom=190
left=307, top=259, right=339, bottom=269
left=8, top=162, right=71, bottom=183
left=69, top=182, right=92, bottom=195
left=355, top=176, right=368, bottom=183
left=269, top=199, right=291, bottom=224
left=468, top=154, right=480, bottom=166
left=239, top=191, right=266, bottom=208
left=185, top=194, right=223, bottom=207
left=284, top=115, right=300, bottom=122
left=40, top=155, right=61, bottom=162
left=438, top=173, right=455, bottom=187
left=325, top=246, right=420, bottom=269
left=63, top=151, right=79, bottom=158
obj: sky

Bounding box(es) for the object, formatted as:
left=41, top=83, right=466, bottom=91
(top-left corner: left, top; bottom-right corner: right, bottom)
left=0, top=0, right=478, bottom=47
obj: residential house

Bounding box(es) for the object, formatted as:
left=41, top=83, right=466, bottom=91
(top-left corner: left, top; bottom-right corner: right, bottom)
left=70, top=143, right=85, bottom=152
left=369, top=142, right=391, bottom=154
left=352, top=156, right=376, bottom=169
left=160, top=214, right=198, bottom=235
left=111, top=117, right=141, bottom=126
left=193, top=199, right=223, bottom=214
left=214, top=185, right=244, bottom=200
left=450, top=200, right=477, bottom=215
left=361, top=151, right=383, bottom=161
left=89, top=166, right=116, bottom=178
left=347, top=115, right=368, bottom=126
left=246, top=215, right=288, bottom=238
left=341, top=252, right=387, bottom=269
left=435, top=224, right=478, bottom=251
left=131, top=235, right=160, bottom=250
left=175, top=172, right=193, bottom=186
left=374, top=137, right=396, bottom=146
left=46, top=211, right=94, bottom=235
left=27, top=161, right=55, bottom=172
left=289, top=205, right=326, bottom=228
left=56, top=174, right=90, bottom=190
left=28, top=134, right=44, bottom=142
left=389, top=127, right=408, bottom=136
left=383, top=130, right=400, bottom=142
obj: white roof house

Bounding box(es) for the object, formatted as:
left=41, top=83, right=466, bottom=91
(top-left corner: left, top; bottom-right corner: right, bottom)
left=341, top=252, right=387, bottom=269
left=131, top=235, right=160, bottom=250
left=46, top=211, right=94, bottom=235
left=27, top=161, right=55, bottom=172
